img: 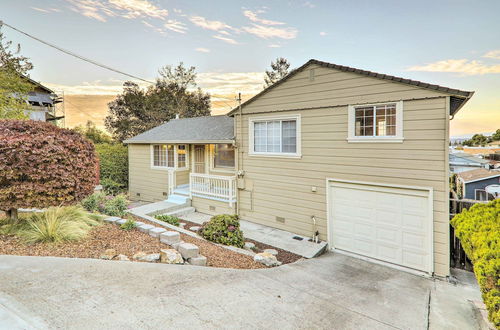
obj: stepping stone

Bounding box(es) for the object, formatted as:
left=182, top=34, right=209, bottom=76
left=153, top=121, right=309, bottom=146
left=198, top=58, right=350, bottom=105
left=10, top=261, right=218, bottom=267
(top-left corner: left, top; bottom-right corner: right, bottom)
left=179, top=223, right=186, bottom=228
left=115, top=219, right=127, bottom=226
left=134, top=221, right=145, bottom=227
left=177, top=242, right=199, bottom=259
left=137, top=224, right=154, bottom=233
left=244, top=242, right=255, bottom=250
left=172, top=241, right=184, bottom=250
left=188, top=255, right=207, bottom=266
left=189, top=226, right=201, bottom=232
left=149, top=227, right=167, bottom=238
left=104, top=216, right=121, bottom=223
left=264, top=249, right=278, bottom=256
left=160, top=231, right=181, bottom=245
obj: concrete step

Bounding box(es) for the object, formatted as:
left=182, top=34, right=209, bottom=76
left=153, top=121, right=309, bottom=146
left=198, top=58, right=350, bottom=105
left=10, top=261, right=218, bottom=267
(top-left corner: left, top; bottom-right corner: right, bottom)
left=166, top=206, right=196, bottom=217
left=173, top=189, right=190, bottom=197
left=166, top=194, right=190, bottom=205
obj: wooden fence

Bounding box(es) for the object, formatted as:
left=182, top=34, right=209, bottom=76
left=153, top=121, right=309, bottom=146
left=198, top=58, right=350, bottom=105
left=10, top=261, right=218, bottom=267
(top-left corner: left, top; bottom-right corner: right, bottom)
left=449, top=198, right=488, bottom=271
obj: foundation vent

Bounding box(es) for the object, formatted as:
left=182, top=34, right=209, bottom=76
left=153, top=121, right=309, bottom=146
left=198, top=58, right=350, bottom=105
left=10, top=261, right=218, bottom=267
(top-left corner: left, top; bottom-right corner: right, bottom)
left=209, top=205, right=216, bottom=211
left=163, top=192, right=168, bottom=196
left=136, top=192, right=140, bottom=197
left=276, top=216, right=285, bottom=223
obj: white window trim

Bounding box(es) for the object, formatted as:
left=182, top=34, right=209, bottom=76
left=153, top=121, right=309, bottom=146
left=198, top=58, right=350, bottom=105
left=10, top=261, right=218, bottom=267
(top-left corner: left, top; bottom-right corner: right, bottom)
left=150, top=144, right=189, bottom=171
left=248, top=114, right=301, bottom=158
left=347, top=101, right=404, bottom=143
left=210, top=144, right=236, bottom=173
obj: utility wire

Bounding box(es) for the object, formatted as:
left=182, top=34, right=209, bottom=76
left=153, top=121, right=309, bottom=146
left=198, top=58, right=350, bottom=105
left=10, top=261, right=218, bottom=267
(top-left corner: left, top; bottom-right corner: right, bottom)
left=0, top=20, right=154, bottom=84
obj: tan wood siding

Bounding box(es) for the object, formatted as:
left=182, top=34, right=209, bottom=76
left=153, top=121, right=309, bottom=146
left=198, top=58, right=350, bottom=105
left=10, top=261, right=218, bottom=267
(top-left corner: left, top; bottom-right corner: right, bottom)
left=129, top=144, right=169, bottom=202
left=235, top=66, right=450, bottom=276
left=191, top=196, right=236, bottom=216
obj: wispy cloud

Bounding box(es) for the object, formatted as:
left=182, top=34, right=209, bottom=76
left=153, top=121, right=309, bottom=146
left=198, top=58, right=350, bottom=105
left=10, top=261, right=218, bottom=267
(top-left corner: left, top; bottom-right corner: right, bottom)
left=189, top=15, right=233, bottom=32
left=213, top=34, right=239, bottom=45
left=483, top=50, right=500, bottom=60
left=303, top=1, right=316, bottom=8
left=195, top=47, right=210, bottom=53
left=268, top=44, right=281, bottom=48
left=243, top=24, right=297, bottom=40
left=66, top=0, right=168, bottom=22
left=31, top=7, right=61, bottom=13
left=319, top=31, right=327, bottom=36
left=408, top=59, right=500, bottom=75
left=164, top=19, right=187, bottom=33
left=243, top=10, right=285, bottom=26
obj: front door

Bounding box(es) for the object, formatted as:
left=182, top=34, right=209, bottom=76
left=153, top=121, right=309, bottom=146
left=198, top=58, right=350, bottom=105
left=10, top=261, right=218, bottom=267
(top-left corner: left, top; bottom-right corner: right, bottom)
left=194, top=145, right=206, bottom=173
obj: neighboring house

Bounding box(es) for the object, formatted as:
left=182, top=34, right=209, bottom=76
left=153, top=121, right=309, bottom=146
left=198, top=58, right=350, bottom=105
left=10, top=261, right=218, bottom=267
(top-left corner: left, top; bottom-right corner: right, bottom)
left=24, top=77, right=63, bottom=122
left=449, top=152, right=490, bottom=173
left=462, top=146, right=500, bottom=155
left=457, top=169, right=500, bottom=201
left=125, top=59, right=474, bottom=277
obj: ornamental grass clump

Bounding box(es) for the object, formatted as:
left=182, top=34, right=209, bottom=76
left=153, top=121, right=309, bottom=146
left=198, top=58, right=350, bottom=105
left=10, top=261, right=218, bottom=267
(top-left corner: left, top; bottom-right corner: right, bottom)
left=81, top=193, right=128, bottom=217
left=19, top=206, right=101, bottom=244
left=199, top=214, right=244, bottom=248
left=451, top=199, right=500, bottom=327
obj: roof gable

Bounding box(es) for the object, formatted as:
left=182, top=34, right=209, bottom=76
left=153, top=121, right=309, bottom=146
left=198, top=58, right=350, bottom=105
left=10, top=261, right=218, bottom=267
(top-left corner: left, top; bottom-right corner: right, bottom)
left=228, top=59, right=473, bottom=116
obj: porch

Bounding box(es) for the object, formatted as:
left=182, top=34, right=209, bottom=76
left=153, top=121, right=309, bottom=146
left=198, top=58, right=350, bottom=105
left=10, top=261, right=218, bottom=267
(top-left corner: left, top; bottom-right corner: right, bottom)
left=171, top=172, right=237, bottom=206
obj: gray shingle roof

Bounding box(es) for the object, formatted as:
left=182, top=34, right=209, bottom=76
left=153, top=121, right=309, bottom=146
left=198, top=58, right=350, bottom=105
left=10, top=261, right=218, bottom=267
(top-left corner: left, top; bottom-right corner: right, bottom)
left=124, top=115, right=234, bottom=144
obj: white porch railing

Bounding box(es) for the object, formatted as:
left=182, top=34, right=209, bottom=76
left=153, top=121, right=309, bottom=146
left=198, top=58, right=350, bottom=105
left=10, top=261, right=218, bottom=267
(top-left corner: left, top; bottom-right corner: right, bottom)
left=189, top=173, right=236, bottom=206
left=168, top=170, right=176, bottom=195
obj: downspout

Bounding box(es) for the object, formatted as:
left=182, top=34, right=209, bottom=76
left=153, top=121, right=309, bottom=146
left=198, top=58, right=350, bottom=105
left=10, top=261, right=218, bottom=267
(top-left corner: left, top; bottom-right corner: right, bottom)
left=236, top=93, right=242, bottom=216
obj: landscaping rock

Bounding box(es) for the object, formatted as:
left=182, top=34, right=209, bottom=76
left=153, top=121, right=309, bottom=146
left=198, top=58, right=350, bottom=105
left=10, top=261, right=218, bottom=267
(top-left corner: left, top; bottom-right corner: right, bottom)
left=132, top=251, right=147, bottom=260
left=115, top=219, right=127, bottom=226
left=149, top=227, right=167, bottom=238
left=254, top=252, right=281, bottom=267
left=244, top=242, right=255, bottom=250
left=115, top=254, right=130, bottom=261
left=160, top=231, right=181, bottom=245
left=189, top=226, right=201, bottom=232
left=134, top=221, right=145, bottom=227
left=179, top=223, right=186, bottom=228
left=137, top=253, right=160, bottom=262
left=264, top=249, right=278, bottom=256
left=100, top=249, right=117, bottom=260
left=188, top=255, right=207, bottom=266
left=160, top=249, right=183, bottom=264
left=104, top=216, right=121, bottom=224
left=177, top=242, right=199, bottom=259
left=137, top=224, right=154, bottom=233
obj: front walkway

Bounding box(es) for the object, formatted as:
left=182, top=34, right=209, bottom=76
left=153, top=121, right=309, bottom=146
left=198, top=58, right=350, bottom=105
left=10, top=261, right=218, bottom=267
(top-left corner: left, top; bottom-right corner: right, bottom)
left=0, top=253, right=482, bottom=329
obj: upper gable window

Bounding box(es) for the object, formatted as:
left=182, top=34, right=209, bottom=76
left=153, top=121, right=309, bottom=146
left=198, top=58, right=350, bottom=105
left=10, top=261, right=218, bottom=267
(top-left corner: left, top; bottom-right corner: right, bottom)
left=249, top=114, right=301, bottom=158
left=348, top=101, right=403, bottom=143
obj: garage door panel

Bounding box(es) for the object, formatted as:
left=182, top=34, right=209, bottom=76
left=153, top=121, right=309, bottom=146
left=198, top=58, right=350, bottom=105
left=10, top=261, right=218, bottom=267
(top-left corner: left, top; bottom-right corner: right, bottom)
left=329, top=181, right=432, bottom=273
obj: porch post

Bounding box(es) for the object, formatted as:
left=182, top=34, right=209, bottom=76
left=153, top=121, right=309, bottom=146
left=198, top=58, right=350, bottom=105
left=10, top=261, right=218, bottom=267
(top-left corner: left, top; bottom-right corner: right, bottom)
left=189, top=173, right=193, bottom=199
left=228, top=177, right=233, bottom=207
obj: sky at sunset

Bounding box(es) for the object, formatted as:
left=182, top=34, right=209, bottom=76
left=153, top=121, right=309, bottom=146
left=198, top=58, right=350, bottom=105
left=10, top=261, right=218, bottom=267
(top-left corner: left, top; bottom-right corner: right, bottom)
left=1, top=0, right=499, bottom=135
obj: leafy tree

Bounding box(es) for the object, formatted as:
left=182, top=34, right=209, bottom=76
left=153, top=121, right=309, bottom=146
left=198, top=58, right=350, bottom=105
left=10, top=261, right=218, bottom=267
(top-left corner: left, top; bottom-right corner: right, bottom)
left=264, top=57, right=291, bottom=87
left=0, top=120, right=98, bottom=220
left=491, top=129, right=500, bottom=142
left=74, top=120, right=114, bottom=144
left=463, top=134, right=490, bottom=147
left=105, top=63, right=211, bottom=142
left=0, top=28, right=34, bottom=119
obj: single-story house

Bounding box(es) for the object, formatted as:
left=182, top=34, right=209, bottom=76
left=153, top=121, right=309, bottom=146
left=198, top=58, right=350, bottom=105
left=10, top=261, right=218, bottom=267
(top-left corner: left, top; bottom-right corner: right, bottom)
left=449, top=152, right=490, bottom=173
left=457, top=168, right=500, bottom=200
left=125, top=59, right=474, bottom=277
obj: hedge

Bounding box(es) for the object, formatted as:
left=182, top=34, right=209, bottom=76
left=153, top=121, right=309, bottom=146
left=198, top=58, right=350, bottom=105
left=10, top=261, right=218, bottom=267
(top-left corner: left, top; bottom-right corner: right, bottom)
left=94, top=143, right=128, bottom=193
left=451, top=199, right=500, bottom=327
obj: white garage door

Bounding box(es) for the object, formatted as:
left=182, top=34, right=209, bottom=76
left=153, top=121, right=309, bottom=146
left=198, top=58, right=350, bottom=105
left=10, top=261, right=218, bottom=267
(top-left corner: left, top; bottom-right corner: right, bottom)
left=328, top=181, right=432, bottom=273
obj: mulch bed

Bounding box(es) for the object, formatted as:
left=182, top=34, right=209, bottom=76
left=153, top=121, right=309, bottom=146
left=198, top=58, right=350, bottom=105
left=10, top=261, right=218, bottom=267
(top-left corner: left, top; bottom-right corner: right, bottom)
left=160, top=217, right=303, bottom=265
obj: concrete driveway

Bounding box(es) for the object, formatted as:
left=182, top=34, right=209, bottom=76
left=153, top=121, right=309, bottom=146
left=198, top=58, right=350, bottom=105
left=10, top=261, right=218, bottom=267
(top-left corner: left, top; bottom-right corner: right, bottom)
left=0, top=252, right=482, bottom=330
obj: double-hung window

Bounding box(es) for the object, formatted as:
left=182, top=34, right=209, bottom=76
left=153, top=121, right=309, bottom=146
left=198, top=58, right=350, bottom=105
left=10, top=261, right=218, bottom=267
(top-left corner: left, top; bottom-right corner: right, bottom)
left=152, top=144, right=188, bottom=169
left=347, top=101, right=403, bottom=142
left=249, top=115, right=301, bottom=157
left=213, top=144, right=235, bottom=169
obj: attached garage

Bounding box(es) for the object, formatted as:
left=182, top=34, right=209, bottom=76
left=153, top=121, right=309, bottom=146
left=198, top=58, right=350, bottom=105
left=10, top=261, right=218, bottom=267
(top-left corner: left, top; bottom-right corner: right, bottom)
left=327, top=180, right=433, bottom=275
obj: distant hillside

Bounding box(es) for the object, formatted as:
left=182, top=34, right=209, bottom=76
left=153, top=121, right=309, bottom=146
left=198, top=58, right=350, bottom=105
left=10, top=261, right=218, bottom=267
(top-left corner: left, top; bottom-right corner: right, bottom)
left=62, top=94, right=252, bottom=130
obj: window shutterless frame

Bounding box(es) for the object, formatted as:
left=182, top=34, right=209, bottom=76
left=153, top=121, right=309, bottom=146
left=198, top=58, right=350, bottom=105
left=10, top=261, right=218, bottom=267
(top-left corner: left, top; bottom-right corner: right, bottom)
left=150, top=144, right=189, bottom=170
left=248, top=114, right=301, bottom=158
left=347, top=101, right=404, bottom=143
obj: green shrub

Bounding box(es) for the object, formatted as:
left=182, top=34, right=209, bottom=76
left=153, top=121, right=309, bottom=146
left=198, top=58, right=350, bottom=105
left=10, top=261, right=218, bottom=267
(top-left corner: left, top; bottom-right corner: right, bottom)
left=19, top=206, right=101, bottom=243
left=451, top=199, right=500, bottom=327
left=199, top=214, right=244, bottom=248
left=101, top=178, right=125, bottom=196
left=155, top=214, right=180, bottom=226
left=120, top=219, right=136, bottom=231
left=102, top=194, right=128, bottom=217
left=81, top=192, right=105, bottom=213
left=81, top=193, right=128, bottom=217
left=95, top=143, right=128, bottom=191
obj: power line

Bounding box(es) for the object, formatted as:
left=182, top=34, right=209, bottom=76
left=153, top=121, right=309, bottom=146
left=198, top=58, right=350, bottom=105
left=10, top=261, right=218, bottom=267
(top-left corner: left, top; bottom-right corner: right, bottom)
left=0, top=20, right=154, bottom=84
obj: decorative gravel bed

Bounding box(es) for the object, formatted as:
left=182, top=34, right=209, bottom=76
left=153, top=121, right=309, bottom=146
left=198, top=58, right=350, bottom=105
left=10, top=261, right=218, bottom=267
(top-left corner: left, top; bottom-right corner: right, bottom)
left=163, top=217, right=303, bottom=265
left=0, top=221, right=265, bottom=269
